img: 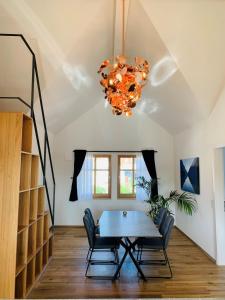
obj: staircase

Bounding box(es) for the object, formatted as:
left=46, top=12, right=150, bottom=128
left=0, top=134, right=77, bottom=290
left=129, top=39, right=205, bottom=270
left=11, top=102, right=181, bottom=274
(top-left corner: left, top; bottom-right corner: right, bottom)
left=0, top=34, right=55, bottom=299
left=0, top=33, right=55, bottom=226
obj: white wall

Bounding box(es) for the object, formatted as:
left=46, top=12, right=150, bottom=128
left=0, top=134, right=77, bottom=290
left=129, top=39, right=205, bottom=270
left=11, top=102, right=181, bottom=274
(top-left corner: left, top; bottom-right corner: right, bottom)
left=53, top=101, right=175, bottom=225
left=174, top=84, right=225, bottom=260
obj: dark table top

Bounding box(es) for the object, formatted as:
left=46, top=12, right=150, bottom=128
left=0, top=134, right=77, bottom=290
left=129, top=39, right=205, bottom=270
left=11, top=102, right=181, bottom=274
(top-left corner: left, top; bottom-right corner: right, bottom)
left=99, top=210, right=161, bottom=238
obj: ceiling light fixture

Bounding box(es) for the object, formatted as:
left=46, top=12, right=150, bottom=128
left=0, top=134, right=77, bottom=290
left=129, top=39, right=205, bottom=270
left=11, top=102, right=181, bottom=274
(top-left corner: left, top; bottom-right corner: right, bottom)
left=98, top=0, right=150, bottom=117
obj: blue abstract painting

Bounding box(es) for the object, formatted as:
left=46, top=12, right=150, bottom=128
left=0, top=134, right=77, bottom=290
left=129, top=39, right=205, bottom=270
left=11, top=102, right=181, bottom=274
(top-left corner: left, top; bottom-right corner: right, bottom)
left=180, top=157, right=200, bottom=194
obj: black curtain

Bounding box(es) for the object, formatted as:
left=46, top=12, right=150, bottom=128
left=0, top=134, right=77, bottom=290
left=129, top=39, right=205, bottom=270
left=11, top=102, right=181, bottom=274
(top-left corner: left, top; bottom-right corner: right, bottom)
left=142, top=150, right=158, bottom=197
left=69, top=150, right=87, bottom=201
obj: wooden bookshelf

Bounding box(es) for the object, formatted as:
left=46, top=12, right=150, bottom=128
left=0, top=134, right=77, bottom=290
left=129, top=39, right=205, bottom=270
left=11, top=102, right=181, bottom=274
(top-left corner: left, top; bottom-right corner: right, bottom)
left=21, top=114, right=32, bottom=153
left=0, top=113, right=53, bottom=299
left=26, top=257, right=35, bottom=293
left=28, top=222, right=37, bottom=260
left=43, top=242, right=49, bottom=266
left=38, top=187, right=45, bottom=216
left=20, top=153, right=32, bottom=191
left=44, top=212, right=50, bottom=242
left=18, top=191, right=30, bottom=231
left=35, top=249, right=43, bottom=279
left=15, top=268, right=26, bottom=299
left=36, top=216, right=44, bottom=249
left=30, top=189, right=38, bottom=222
left=16, top=229, right=28, bottom=273
left=31, top=155, right=39, bottom=189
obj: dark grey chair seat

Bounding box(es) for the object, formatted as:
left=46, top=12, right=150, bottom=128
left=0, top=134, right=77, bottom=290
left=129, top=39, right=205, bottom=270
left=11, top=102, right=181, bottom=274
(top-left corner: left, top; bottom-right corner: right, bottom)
left=137, top=237, right=163, bottom=249
left=95, top=237, right=120, bottom=249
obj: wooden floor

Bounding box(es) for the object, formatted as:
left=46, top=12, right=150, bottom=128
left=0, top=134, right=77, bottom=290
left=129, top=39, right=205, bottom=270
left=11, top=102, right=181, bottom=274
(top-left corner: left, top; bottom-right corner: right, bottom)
left=29, top=227, right=225, bottom=298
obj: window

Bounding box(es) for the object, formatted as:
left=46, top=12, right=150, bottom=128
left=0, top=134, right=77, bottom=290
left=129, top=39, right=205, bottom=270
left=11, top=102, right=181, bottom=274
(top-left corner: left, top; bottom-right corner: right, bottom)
left=118, top=155, right=136, bottom=198
left=93, top=155, right=111, bottom=199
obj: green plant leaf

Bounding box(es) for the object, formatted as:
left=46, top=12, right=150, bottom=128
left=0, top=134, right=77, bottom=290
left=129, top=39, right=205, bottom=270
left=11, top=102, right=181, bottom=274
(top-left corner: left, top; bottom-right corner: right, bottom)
left=174, top=191, right=197, bottom=215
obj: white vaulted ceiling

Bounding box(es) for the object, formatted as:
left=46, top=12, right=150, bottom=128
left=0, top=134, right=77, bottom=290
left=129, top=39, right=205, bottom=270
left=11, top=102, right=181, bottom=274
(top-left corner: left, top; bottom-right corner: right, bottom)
left=0, top=0, right=225, bottom=134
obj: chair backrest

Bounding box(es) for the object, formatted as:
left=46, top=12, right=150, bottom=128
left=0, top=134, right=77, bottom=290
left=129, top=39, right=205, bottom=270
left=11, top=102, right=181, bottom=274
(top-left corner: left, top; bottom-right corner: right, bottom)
left=83, top=213, right=95, bottom=248
left=154, top=207, right=167, bottom=226
left=159, top=209, right=169, bottom=232
left=84, top=208, right=95, bottom=228
left=160, top=215, right=174, bottom=249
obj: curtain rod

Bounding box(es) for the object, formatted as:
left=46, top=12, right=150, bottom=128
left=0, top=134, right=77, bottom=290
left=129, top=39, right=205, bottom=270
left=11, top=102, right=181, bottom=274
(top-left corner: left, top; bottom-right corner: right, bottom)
left=73, top=150, right=157, bottom=153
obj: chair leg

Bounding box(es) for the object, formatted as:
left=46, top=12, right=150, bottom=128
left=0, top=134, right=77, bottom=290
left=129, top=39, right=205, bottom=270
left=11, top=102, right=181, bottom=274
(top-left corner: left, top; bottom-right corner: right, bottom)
left=137, top=248, right=172, bottom=279
left=89, top=248, right=118, bottom=265
left=114, top=248, right=120, bottom=278
left=114, top=248, right=120, bottom=264
left=137, top=247, right=142, bottom=261
left=139, top=246, right=143, bottom=261
left=136, top=247, right=140, bottom=261
left=163, top=249, right=173, bottom=278
left=86, top=248, right=91, bottom=262
left=85, top=247, right=119, bottom=280
left=85, top=248, right=93, bottom=277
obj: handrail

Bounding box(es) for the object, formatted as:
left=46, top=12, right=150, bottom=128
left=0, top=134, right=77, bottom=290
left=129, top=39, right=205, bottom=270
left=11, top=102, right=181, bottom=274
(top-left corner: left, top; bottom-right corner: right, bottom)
left=0, top=33, right=56, bottom=226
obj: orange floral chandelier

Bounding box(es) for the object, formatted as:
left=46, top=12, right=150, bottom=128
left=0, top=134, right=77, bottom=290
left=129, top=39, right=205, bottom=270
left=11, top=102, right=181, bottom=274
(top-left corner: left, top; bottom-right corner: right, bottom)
left=98, top=0, right=150, bottom=117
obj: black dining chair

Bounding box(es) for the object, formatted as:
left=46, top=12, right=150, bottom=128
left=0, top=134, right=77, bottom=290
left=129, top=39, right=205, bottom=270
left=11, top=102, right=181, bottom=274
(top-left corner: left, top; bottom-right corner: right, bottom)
left=154, top=207, right=168, bottom=227
left=83, top=213, right=120, bottom=279
left=136, top=215, right=174, bottom=278
left=84, top=208, right=100, bottom=234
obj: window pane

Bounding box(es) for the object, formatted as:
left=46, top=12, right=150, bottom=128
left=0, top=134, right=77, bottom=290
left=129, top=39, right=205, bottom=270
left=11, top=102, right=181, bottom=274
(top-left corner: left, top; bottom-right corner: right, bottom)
left=95, top=171, right=109, bottom=194
left=96, top=157, right=109, bottom=169
left=120, top=157, right=133, bottom=170
left=120, top=170, right=134, bottom=194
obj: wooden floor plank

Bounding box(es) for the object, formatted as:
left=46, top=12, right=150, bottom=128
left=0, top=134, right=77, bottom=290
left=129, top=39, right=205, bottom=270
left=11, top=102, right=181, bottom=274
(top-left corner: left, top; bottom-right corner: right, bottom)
left=28, top=227, right=225, bottom=298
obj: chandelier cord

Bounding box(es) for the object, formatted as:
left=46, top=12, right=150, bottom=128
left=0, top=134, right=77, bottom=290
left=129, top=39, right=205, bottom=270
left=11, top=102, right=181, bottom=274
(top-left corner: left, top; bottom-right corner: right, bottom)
left=98, top=0, right=149, bottom=117
left=122, top=0, right=125, bottom=56
left=112, top=0, right=116, bottom=61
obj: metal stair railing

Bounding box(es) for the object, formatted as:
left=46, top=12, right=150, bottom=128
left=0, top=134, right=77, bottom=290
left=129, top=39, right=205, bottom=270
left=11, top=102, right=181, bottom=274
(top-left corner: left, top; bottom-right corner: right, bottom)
left=0, top=33, right=55, bottom=227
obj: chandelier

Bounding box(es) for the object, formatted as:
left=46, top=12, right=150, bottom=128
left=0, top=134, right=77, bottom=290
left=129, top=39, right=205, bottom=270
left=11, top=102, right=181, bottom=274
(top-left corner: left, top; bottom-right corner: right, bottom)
left=98, top=0, right=150, bottom=117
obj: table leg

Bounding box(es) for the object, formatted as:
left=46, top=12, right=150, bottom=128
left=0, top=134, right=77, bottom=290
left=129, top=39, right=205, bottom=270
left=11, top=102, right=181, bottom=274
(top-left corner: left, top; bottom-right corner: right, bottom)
left=126, top=238, right=146, bottom=281
left=113, top=238, right=146, bottom=281
left=113, top=245, right=129, bottom=280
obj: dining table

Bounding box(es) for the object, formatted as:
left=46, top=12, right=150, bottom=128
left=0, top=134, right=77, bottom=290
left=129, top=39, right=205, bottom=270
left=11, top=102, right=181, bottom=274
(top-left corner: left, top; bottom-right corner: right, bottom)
left=99, top=210, right=161, bottom=281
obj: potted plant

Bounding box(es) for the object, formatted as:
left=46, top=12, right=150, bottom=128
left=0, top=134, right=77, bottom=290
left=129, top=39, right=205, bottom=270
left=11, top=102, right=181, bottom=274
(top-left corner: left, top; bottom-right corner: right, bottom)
left=135, top=176, right=197, bottom=218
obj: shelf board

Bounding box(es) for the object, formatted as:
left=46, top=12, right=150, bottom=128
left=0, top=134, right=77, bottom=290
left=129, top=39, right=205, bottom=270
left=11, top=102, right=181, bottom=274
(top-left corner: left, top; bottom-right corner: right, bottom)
left=15, top=264, right=26, bottom=277
left=17, top=225, right=28, bottom=234
left=27, top=253, right=35, bottom=264
left=26, top=282, right=35, bottom=296
left=19, top=185, right=45, bottom=193
left=26, top=283, right=33, bottom=296
left=19, top=188, right=31, bottom=193
left=43, top=239, right=48, bottom=246
left=36, top=245, right=42, bottom=254
left=29, top=219, right=37, bottom=226
left=21, top=151, right=32, bottom=155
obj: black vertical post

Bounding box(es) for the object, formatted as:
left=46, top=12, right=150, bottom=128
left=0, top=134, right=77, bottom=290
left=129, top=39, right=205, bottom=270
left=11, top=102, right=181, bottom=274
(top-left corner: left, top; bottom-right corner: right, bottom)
left=53, top=184, right=55, bottom=226
left=43, top=132, right=47, bottom=185
left=32, top=114, right=54, bottom=225
left=30, top=57, right=35, bottom=117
